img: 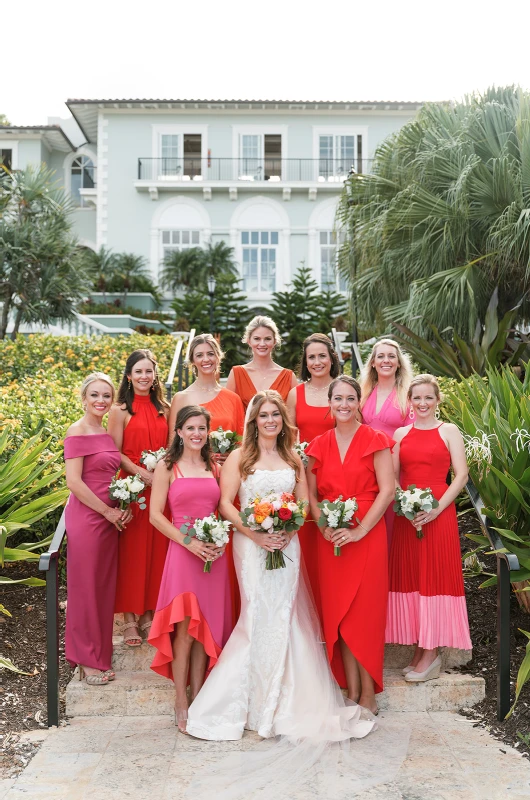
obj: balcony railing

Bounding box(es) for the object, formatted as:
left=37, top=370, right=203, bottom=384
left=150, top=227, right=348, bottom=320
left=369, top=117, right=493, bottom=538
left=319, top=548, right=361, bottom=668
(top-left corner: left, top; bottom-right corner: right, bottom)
left=137, top=158, right=373, bottom=183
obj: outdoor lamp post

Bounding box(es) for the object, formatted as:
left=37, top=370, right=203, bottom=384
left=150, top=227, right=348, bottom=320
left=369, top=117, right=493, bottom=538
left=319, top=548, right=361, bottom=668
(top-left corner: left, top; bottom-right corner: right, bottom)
left=207, top=274, right=216, bottom=332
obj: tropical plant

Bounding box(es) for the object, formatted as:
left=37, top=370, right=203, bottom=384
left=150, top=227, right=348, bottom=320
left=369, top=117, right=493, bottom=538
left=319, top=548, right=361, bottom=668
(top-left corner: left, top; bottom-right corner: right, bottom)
left=268, top=264, right=321, bottom=371
left=109, top=253, right=152, bottom=306
left=336, top=86, right=530, bottom=338
left=162, top=241, right=238, bottom=293
left=392, top=289, right=530, bottom=378
left=84, top=246, right=118, bottom=303
left=0, top=114, right=10, bottom=126
left=0, top=165, right=90, bottom=339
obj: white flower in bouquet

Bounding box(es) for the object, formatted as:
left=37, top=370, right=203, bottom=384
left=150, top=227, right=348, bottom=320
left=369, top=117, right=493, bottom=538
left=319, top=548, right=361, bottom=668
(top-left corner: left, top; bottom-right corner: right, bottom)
left=210, top=427, right=241, bottom=455
left=317, top=495, right=359, bottom=556
left=239, top=491, right=308, bottom=570
left=140, top=448, right=166, bottom=471
left=129, top=477, right=145, bottom=495
left=109, top=474, right=146, bottom=510
left=180, top=513, right=232, bottom=573
left=394, top=484, right=439, bottom=539
left=293, top=441, right=309, bottom=466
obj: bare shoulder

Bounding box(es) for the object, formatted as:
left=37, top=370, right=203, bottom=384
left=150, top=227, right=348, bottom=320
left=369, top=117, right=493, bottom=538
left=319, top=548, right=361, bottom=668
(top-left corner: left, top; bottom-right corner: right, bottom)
left=441, top=422, right=463, bottom=440
left=65, top=420, right=84, bottom=437
left=393, top=424, right=412, bottom=443
left=286, top=386, right=297, bottom=405
left=108, top=403, right=128, bottom=419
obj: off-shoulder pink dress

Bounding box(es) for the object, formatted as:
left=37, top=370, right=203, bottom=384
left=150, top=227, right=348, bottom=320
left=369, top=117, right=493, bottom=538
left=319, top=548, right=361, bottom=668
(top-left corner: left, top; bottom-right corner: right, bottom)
left=64, top=433, right=121, bottom=671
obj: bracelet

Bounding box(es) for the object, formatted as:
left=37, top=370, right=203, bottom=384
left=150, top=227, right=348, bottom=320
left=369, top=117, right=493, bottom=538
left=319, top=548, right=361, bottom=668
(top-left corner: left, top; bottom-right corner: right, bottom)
left=356, top=521, right=369, bottom=534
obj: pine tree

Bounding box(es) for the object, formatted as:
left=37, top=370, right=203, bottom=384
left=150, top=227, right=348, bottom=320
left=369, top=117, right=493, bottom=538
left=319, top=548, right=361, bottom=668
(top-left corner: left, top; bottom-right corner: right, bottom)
left=214, top=274, right=252, bottom=375
left=315, top=289, right=349, bottom=335
left=268, top=264, right=321, bottom=371
left=171, top=291, right=210, bottom=333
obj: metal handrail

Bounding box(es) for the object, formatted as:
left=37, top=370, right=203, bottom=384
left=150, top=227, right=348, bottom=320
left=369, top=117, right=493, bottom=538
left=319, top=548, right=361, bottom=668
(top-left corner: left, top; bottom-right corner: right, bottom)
left=466, top=479, right=520, bottom=720
left=164, top=328, right=196, bottom=402
left=38, top=507, right=67, bottom=727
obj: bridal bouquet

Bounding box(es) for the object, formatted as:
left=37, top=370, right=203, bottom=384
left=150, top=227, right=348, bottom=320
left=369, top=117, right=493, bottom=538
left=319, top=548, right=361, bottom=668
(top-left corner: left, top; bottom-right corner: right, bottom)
left=210, top=427, right=242, bottom=455
left=317, top=495, right=358, bottom=556
left=293, top=441, right=309, bottom=466
left=394, top=485, right=439, bottom=539
left=109, top=474, right=146, bottom=510
left=240, top=492, right=307, bottom=570
left=180, top=514, right=232, bottom=573
left=140, top=447, right=166, bottom=471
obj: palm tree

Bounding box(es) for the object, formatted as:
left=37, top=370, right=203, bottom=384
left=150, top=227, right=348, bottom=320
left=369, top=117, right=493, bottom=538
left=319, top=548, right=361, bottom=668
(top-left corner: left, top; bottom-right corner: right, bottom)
left=201, top=241, right=238, bottom=279
left=112, top=253, right=150, bottom=306
left=336, top=86, right=530, bottom=339
left=85, top=247, right=117, bottom=303
left=162, top=241, right=238, bottom=294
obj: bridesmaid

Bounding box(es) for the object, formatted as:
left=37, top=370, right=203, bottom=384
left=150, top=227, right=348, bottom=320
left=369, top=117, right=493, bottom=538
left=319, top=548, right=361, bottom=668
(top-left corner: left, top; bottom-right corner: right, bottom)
left=386, top=374, right=471, bottom=681
left=108, top=349, right=170, bottom=647
left=360, top=338, right=414, bottom=542
left=226, top=315, right=298, bottom=411
left=306, top=375, right=394, bottom=714
left=64, top=373, right=131, bottom=684
left=148, top=405, right=231, bottom=732
left=169, top=333, right=245, bottom=454
left=286, top=333, right=339, bottom=612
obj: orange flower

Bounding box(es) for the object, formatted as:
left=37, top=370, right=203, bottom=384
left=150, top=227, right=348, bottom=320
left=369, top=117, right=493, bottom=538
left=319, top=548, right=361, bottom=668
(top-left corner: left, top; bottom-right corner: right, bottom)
left=281, top=492, right=295, bottom=503
left=254, top=501, right=274, bottom=524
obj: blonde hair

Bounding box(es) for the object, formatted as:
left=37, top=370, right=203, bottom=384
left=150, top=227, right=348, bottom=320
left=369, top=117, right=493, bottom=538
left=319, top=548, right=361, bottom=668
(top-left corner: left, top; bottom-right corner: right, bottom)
left=187, top=333, right=224, bottom=376
left=80, top=372, right=115, bottom=402
left=242, top=315, right=281, bottom=348
left=360, top=338, right=413, bottom=416
left=239, top=390, right=299, bottom=478
left=407, top=374, right=442, bottom=402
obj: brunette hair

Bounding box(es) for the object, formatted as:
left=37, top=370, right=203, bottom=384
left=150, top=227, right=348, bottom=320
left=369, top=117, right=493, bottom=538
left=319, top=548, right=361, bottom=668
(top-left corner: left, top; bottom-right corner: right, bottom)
left=298, top=333, right=341, bottom=382
left=116, top=349, right=169, bottom=416
left=80, top=372, right=115, bottom=402
left=407, top=374, right=442, bottom=402
left=239, top=390, right=299, bottom=478
left=242, top=315, right=282, bottom=348
left=327, top=375, right=362, bottom=403
left=164, top=405, right=214, bottom=472
left=187, top=333, right=224, bottom=377
left=359, top=338, right=413, bottom=417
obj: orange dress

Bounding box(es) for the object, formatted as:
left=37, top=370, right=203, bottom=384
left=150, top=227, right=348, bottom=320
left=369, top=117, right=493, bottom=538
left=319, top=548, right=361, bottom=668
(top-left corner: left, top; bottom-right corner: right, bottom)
left=295, top=383, right=335, bottom=616
left=114, top=395, right=169, bottom=615
left=231, top=365, right=295, bottom=410
left=306, top=425, right=392, bottom=694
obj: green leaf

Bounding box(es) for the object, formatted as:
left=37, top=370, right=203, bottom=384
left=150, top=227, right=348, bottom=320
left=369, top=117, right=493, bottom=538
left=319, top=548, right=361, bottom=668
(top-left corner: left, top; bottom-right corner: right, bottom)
left=0, top=657, right=32, bottom=675
left=506, top=630, right=530, bottom=718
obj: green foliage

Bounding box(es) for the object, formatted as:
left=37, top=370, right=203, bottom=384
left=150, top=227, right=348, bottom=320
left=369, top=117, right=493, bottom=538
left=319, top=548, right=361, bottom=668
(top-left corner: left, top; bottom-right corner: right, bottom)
left=314, top=289, right=349, bottom=335
left=392, top=289, right=530, bottom=378
left=507, top=629, right=530, bottom=717
left=268, top=265, right=322, bottom=371
left=162, top=241, right=238, bottom=293
left=336, top=87, right=530, bottom=338
left=0, top=114, right=10, bottom=126
left=84, top=248, right=161, bottom=305
left=77, top=301, right=170, bottom=322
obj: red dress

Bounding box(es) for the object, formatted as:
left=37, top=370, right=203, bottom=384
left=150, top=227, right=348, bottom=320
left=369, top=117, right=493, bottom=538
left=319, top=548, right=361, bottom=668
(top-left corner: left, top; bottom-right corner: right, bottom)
left=386, top=424, right=472, bottom=650
left=306, top=425, right=392, bottom=694
left=231, top=365, right=295, bottom=410
left=295, top=383, right=335, bottom=615
left=114, top=395, right=169, bottom=615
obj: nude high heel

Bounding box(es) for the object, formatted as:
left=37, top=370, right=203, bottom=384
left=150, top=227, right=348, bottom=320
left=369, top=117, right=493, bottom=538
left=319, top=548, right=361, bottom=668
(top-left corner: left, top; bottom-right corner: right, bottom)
left=404, top=655, right=441, bottom=682
left=174, top=707, right=189, bottom=734
left=78, top=666, right=110, bottom=685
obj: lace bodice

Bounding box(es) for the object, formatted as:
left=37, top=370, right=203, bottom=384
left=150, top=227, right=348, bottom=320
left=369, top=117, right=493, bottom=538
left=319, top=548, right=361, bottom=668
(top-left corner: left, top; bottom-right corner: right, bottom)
left=239, top=468, right=296, bottom=508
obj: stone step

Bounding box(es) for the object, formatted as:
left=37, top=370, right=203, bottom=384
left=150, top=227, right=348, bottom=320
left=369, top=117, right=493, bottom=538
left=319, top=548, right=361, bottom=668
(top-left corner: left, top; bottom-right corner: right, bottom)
left=111, top=636, right=472, bottom=673
left=66, top=668, right=485, bottom=718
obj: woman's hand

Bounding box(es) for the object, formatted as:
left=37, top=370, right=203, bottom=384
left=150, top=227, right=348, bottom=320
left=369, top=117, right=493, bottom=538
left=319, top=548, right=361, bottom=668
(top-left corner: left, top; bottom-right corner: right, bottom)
left=279, top=532, right=294, bottom=551
left=412, top=507, right=441, bottom=529
left=321, top=526, right=335, bottom=542
left=121, top=508, right=134, bottom=526
left=251, top=531, right=286, bottom=552
left=212, top=452, right=229, bottom=466
left=137, top=467, right=153, bottom=488
left=184, top=538, right=223, bottom=564
left=104, top=507, right=128, bottom=530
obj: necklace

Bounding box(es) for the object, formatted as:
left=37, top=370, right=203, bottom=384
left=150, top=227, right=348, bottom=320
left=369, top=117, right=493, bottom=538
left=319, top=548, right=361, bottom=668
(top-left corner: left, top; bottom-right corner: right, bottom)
left=194, top=382, right=221, bottom=394
left=306, top=380, right=332, bottom=393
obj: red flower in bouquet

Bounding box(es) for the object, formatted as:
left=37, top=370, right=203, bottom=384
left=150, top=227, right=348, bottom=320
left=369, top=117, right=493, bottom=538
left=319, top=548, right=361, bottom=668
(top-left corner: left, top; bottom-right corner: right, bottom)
left=281, top=492, right=295, bottom=503
left=278, top=507, right=293, bottom=521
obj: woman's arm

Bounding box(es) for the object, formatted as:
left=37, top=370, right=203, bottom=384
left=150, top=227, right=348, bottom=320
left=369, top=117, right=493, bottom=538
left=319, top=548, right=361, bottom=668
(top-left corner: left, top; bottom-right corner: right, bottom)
left=290, top=371, right=299, bottom=389
left=286, top=387, right=298, bottom=431
left=225, top=369, right=237, bottom=394
left=66, top=457, right=127, bottom=530
left=413, top=424, right=468, bottom=528
left=149, top=462, right=221, bottom=564
left=306, top=457, right=334, bottom=542
left=107, top=404, right=153, bottom=487
left=219, top=452, right=284, bottom=553
left=168, top=393, right=186, bottom=446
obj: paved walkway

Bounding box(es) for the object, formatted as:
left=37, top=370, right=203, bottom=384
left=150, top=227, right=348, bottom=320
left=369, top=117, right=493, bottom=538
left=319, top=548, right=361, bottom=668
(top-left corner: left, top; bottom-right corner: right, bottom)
left=1, top=711, right=530, bottom=800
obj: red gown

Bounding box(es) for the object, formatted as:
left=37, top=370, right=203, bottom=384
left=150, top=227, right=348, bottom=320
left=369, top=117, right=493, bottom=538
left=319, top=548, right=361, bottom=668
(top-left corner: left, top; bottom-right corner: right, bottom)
left=295, top=383, right=335, bottom=616
left=306, top=425, right=392, bottom=694
left=386, top=424, right=472, bottom=650
left=114, top=395, right=169, bottom=615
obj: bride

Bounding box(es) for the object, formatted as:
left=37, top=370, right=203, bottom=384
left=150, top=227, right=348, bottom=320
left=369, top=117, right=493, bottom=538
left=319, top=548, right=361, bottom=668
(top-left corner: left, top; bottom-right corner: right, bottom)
left=184, top=392, right=410, bottom=797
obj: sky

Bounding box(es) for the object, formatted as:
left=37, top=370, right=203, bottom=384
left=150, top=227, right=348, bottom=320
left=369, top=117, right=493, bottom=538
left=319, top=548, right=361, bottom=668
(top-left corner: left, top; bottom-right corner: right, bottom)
left=5, top=0, right=530, bottom=126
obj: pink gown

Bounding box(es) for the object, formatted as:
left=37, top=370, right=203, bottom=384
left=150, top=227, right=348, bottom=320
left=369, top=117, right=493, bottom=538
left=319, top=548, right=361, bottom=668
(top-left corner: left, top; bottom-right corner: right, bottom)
left=149, top=465, right=233, bottom=680
left=64, top=434, right=121, bottom=671
left=362, top=387, right=410, bottom=542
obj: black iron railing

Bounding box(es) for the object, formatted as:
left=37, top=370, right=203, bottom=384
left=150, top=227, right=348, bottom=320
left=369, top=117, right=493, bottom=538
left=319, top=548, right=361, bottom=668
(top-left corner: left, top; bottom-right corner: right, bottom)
left=138, top=158, right=373, bottom=182
left=466, top=480, right=520, bottom=720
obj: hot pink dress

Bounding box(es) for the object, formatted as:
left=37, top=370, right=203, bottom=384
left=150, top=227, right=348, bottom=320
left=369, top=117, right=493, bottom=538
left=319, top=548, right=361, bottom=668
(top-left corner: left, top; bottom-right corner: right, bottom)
left=149, top=465, right=233, bottom=680
left=64, top=433, right=121, bottom=671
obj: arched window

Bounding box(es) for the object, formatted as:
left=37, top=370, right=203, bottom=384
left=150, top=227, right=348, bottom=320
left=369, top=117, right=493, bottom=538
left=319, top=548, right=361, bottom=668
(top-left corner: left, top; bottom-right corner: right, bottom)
left=71, top=156, right=95, bottom=206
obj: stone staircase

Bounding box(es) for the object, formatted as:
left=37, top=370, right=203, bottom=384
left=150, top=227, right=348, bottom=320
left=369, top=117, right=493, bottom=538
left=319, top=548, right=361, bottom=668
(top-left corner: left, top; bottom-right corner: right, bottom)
left=66, top=633, right=485, bottom=717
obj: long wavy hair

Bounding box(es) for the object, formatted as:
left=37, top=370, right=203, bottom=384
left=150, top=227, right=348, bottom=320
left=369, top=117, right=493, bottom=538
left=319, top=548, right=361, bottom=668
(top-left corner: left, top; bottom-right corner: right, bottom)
left=164, top=405, right=214, bottom=472
left=239, top=390, right=299, bottom=478
left=359, top=338, right=413, bottom=417
left=116, top=349, right=169, bottom=416
left=298, top=333, right=341, bottom=382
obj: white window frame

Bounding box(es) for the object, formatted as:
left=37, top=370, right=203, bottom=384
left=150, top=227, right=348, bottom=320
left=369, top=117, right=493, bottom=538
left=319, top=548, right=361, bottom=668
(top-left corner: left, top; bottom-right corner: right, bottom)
left=240, top=230, right=280, bottom=294
left=151, top=124, right=208, bottom=181
left=319, top=230, right=347, bottom=292
left=160, top=228, right=203, bottom=266
left=62, top=147, right=97, bottom=210
left=0, top=140, right=18, bottom=170
left=231, top=125, right=288, bottom=182
left=312, top=126, right=368, bottom=182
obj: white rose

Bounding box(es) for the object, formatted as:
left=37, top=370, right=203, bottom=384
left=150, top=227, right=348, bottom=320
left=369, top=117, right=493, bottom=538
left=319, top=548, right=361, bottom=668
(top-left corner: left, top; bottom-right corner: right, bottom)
left=271, top=499, right=282, bottom=511
left=261, top=516, right=274, bottom=530
left=143, top=455, right=158, bottom=471
left=129, top=479, right=144, bottom=494
left=287, top=502, right=298, bottom=512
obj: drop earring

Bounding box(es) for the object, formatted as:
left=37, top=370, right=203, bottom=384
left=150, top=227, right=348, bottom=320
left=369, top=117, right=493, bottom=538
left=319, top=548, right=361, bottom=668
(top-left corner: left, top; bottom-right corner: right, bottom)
left=179, top=436, right=183, bottom=445
left=435, top=406, right=441, bottom=420
left=254, top=428, right=258, bottom=439
left=127, top=377, right=132, bottom=389
left=409, top=406, right=414, bottom=420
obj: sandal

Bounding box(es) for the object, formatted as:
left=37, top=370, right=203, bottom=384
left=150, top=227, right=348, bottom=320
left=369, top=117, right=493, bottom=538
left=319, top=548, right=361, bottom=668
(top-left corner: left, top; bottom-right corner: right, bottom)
left=123, top=622, right=142, bottom=647
left=103, top=669, right=116, bottom=681
left=78, top=666, right=109, bottom=686
left=174, top=707, right=189, bottom=734
left=139, top=620, right=152, bottom=640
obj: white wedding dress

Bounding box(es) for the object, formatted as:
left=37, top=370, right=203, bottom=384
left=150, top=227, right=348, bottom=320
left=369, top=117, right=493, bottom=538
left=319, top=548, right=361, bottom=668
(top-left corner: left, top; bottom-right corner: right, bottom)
left=186, top=468, right=408, bottom=798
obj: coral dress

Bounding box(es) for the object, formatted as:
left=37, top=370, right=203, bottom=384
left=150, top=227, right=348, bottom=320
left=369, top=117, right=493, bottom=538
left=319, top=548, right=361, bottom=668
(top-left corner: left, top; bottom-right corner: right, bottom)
left=306, top=426, right=392, bottom=694
left=386, top=424, right=472, bottom=650
left=64, top=434, right=121, bottom=670
left=295, top=383, right=335, bottom=615
left=200, top=387, right=245, bottom=436
left=149, top=465, right=232, bottom=680
left=114, top=395, right=169, bottom=615
left=362, top=388, right=410, bottom=543
left=231, top=365, right=295, bottom=410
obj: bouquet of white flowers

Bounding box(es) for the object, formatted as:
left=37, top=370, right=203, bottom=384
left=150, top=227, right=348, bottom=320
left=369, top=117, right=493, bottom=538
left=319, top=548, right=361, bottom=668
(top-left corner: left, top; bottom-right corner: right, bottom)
left=109, top=474, right=146, bottom=510
left=209, top=427, right=241, bottom=455
left=393, top=484, right=439, bottom=539
left=317, top=495, right=358, bottom=556
left=180, top=514, right=232, bottom=573
left=240, top=492, right=307, bottom=570
left=293, top=441, right=309, bottom=467
left=140, top=447, right=166, bottom=471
